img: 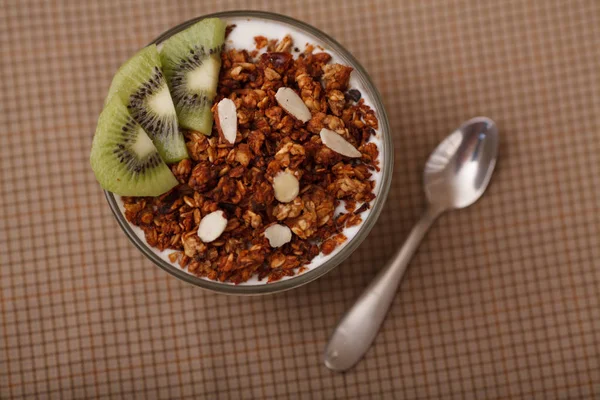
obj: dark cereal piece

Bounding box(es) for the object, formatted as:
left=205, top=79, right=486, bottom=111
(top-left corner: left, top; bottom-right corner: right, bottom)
left=345, top=88, right=361, bottom=102
left=123, top=34, right=380, bottom=284
left=259, top=52, right=294, bottom=74
left=354, top=202, right=370, bottom=214
left=188, top=161, right=219, bottom=191
left=225, top=24, right=236, bottom=38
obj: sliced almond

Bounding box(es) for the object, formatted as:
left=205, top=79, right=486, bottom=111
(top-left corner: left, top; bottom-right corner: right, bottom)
left=320, top=128, right=362, bottom=158
left=197, top=210, right=228, bottom=243
left=273, top=171, right=299, bottom=203
left=275, top=87, right=312, bottom=123
left=216, top=98, right=237, bottom=144
left=264, top=224, right=292, bottom=248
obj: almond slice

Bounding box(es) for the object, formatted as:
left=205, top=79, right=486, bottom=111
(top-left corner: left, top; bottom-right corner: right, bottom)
left=273, top=171, right=299, bottom=203
left=275, top=87, right=312, bottom=123
left=197, top=210, right=227, bottom=243
left=319, top=128, right=362, bottom=158
left=216, top=98, right=237, bottom=144
left=264, top=224, right=292, bottom=248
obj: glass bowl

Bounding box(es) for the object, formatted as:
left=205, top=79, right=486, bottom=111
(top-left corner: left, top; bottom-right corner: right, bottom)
left=104, top=10, right=393, bottom=295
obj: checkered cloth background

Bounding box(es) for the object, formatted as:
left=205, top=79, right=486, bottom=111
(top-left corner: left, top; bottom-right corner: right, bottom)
left=1, top=0, right=599, bottom=398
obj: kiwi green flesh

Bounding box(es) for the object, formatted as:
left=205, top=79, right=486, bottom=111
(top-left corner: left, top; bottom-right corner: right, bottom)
left=167, top=54, right=220, bottom=134
left=160, top=18, right=226, bottom=135
left=90, top=97, right=179, bottom=197
left=105, top=44, right=188, bottom=163
left=105, top=45, right=162, bottom=105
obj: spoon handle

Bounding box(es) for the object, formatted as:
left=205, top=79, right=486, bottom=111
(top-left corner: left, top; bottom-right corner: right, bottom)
left=323, top=207, right=441, bottom=372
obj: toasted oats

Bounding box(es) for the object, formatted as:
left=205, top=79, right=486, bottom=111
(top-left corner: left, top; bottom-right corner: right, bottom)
left=123, top=33, right=380, bottom=283
left=274, top=34, right=293, bottom=53
left=168, top=252, right=180, bottom=263
left=254, top=35, right=268, bottom=50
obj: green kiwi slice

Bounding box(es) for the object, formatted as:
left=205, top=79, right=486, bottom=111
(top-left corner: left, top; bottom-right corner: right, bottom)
left=160, top=18, right=227, bottom=135
left=90, top=96, right=179, bottom=196
left=106, top=44, right=188, bottom=163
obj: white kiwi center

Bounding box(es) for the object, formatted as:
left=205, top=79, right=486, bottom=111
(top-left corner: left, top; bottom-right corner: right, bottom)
left=186, top=57, right=219, bottom=91
left=131, top=127, right=156, bottom=157
left=148, top=85, right=176, bottom=116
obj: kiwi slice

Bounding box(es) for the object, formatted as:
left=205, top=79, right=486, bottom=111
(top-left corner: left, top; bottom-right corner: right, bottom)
left=106, top=44, right=188, bottom=163
left=90, top=96, right=179, bottom=196
left=160, top=18, right=226, bottom=135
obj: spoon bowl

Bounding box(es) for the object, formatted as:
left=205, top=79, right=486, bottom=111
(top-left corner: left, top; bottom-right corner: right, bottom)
left=324, top=117, right=499, bottom=372
left=424, top=117, right=498, bottom=210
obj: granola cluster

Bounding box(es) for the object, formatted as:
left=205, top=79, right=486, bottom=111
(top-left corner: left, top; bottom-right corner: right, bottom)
left=122, top=31, right=380, bottom=284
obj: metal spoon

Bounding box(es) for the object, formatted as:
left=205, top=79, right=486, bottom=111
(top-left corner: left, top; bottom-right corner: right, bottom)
left=324, top=117, right=499, bottom=372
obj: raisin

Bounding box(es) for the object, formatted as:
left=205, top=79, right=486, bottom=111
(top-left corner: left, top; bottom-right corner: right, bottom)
left=345, top=89, right=362, bottom=102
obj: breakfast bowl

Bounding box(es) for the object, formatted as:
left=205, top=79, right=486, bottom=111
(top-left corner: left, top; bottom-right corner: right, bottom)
left=102, top=10, right=393, bottom=295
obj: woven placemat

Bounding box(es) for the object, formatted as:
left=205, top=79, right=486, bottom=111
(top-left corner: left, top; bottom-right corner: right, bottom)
left=1, top=0, right=599, bottom=398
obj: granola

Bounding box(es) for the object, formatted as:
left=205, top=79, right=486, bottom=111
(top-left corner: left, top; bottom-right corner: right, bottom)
left=122, top=28, right=380, bottom=284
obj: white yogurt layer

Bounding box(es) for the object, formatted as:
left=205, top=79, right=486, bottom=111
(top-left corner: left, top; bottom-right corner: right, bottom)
left=117, top=16, right=384, bottom=285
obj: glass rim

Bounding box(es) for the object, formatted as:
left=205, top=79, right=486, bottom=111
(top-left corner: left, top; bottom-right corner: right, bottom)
left=104, top=10, right=394, bottom=295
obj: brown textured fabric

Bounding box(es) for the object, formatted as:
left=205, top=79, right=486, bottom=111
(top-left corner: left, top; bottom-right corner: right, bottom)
left=1, top=0, right=599, bottom=399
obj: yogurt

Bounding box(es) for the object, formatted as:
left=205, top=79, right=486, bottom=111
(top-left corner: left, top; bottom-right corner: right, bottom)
left=117, top=16, right=385, bottom=285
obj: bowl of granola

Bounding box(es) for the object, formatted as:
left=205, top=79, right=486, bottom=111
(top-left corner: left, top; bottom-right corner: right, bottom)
left=100, top=11, right=393, bottom=294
